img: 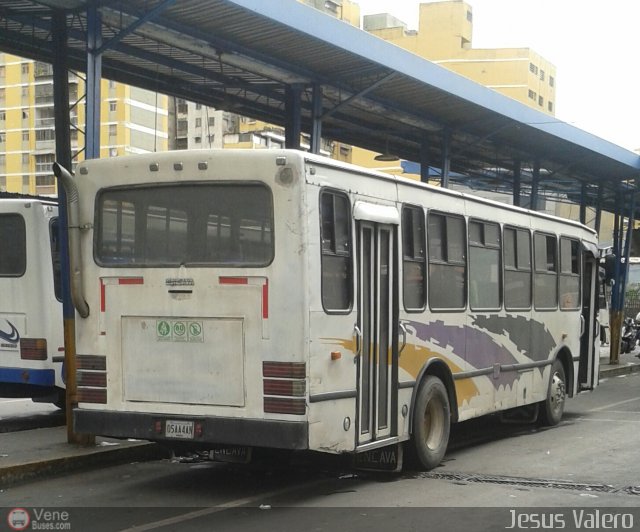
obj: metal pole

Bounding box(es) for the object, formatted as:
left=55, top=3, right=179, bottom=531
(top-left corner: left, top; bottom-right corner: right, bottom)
left=530, top=160, right=540, bottom=211
left=609, top=190, right=623, bottom=364
left=285, top=84, right=302, bottom=150
left=420, top=133, right=429, bottom=183
left=512, top=159, right=521, bottom=207
left=53, top=10, right=94, bottom=445
left=310, top=84, right=322, bottom=154
left=86, top=0, right=102, bottom=159
left=441, top=129, right=451, bottom=188
left=595, top=184, right=603, bottom=235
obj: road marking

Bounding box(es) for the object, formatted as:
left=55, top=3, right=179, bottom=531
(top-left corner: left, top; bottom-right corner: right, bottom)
left=587, top=396, right=640, bottom=412
left=118, top=477, right=328, bottom=532
left=0, top=399, right=31, bottom=405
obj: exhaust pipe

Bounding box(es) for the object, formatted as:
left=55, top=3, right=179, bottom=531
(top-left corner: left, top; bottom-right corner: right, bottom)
left=53, top=162, right=90, bottom=318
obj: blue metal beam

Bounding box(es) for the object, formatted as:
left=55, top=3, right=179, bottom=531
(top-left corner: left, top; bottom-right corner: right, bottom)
left=96, top=0, right=177, bottom=55
left=86, top=0, right=102, bottom=159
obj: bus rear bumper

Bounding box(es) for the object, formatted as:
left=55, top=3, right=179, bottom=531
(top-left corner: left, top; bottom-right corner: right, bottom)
left=74, top=409, right=309, bottom=450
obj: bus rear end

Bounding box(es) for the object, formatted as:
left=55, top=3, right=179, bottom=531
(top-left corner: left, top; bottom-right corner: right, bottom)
left=70, top=151, right=309, bottom=454
left=0, top=198, right=64, bottom=407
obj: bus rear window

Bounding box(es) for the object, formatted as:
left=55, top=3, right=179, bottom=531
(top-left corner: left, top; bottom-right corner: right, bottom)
left=0, top=214, right=26, bottom=276
left=96, top=183, right=274, bottom=267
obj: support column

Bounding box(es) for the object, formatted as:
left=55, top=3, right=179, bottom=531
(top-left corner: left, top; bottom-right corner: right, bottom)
left=530, top=160, right=540, bottom=211
left=420, top=133, right=429, bottom=183
left=53, top=10, right=94, bottom=445
left=441, top=130, right=451, bottom=188
left=609, top=190, right=623, bottom=364
left=512, top=159, right=521, bottom=207
left=86, top=0, right=102, bottom=159
left=310, top=84, right=322, bottom=154
left=579, top=182, right=587, bottom=224
left=285, top=84, right=302, bottom=150
left=595, top=184, right=603, bottom=235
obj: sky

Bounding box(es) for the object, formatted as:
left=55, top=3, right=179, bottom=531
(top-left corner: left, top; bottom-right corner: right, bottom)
left=356, top=0, right=640, bottom=152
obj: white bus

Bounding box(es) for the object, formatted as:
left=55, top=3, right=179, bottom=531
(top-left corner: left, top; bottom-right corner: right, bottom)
left=57, top=150, right=600, bottom=470
left=0, top=197, right=65, bottom=408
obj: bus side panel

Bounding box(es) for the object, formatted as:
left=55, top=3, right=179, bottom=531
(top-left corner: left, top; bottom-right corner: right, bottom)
left=0, top=202, right=63, bottom=399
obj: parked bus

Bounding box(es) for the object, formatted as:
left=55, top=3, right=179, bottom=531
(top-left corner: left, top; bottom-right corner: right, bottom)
left=56, top=150, right=600, bottom=470
left=0, top=197, right=65, bottom=408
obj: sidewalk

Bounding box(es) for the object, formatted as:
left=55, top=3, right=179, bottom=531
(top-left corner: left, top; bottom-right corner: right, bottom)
left=1, top=351, right=639, bottom=488
left=0, top=426, right=167, bottom=488
left=598, top=344, right=640, bottom=377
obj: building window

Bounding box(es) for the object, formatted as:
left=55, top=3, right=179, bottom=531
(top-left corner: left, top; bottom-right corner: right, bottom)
left=22, top=153, right=29, bottom=165
left=109, top=102, right=117, bottom=112
left=548, top=101, right=554, bottom=113
left=21, top=86, right=29, bottom=97
left=21, top=63, right=29, bottom=75
left=549, top=75, right=555, bottom=87
left=0, top=155, right=5, bottom=167
left=0, top=111, right=5, bottom=122
left=194, top=136, right=201, bottom=144
left=466, top=9, right=472, bottom=22
left=208, top=116, right=215, bottom=127
left=109, top=124, right=117, bottom=137
left=540, top=69, right=545, bottom=81
left=538, top=95, right=544, bottom=107
left=195, top=117, right=202, bottom=128
left=195, top=103, right=202, bottom=110
left=22, top=131, right=30, bottom=142
left=528, top=89, right=537, bottom=101
left=0, top=65, right=5, bottom=78
left=529, top=62, right=538, bottom=75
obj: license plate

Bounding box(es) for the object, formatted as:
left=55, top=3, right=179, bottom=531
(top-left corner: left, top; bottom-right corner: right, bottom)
left=164, top=420, right=194, bottom=439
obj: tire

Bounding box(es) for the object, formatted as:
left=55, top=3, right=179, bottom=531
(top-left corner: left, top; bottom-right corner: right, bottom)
left=539, top=359, right=566, bottom=426
left=411, top=376, right=451, bottom=470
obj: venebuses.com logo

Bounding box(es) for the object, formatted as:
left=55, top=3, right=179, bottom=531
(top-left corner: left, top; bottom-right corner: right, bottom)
left=6, top=508, right=30, bottom=531
left=6, top=508, right=71, bottom=530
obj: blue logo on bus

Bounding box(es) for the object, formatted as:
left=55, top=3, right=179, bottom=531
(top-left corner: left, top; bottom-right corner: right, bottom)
left=0, top=320, right=20, bottom=344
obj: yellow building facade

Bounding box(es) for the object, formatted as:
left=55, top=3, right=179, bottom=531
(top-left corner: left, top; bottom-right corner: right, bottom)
left=349, top=0, right=557, bottom=174
left=0, top=53, right=168, bottom=195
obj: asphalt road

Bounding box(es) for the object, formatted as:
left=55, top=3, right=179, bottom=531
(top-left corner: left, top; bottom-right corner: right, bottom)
left=1, top=373, right=639, bottom=531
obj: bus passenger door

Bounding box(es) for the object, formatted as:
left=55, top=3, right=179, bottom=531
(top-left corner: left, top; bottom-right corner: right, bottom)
left=356, top=221, right=398, bottom=446
left=579, top=250, right=599, bottom=390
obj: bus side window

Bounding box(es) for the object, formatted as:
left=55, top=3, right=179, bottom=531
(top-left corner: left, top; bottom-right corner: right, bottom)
left=320, top=190, right=352, bottom=312
left=49, top=218, right=62, bottom=301
left=504, top=226, right=532, bottom=310
left=559, top=237, right=580, bottom=310
left=402, top=205, right=426, bottom=311
left=427, top=211, right=466, bottom=310
left=0, top=214, right=26, bottom=276
left=534, top=232, right=558, bottom=309
left=469, top=220, right=501, bottom=311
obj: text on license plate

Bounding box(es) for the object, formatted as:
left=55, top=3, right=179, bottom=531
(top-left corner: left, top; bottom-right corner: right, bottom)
left=165, top=420, right=194, bottom=439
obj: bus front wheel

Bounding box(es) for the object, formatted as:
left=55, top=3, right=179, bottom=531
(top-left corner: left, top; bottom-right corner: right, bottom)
left=539, top=359, right=566, bottom=426
left=411, top=376, right=451, bottom=470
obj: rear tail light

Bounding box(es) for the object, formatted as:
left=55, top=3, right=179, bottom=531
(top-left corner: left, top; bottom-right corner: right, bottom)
left=20, top=338, right=48, bottom=360
left=263, top=362, right=306, bottom=415
left=77, top=354, right=107, bottom=404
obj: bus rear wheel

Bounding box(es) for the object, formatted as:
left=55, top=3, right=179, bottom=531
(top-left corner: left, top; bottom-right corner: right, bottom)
left=539, top=359, right=566, bottom=426
left=411, top=376, right=450, bottom=470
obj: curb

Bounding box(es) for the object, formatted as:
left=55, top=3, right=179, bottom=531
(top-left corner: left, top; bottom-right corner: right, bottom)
left=0, top=442, right=169, bottom=489
left=599, top=363, right=640, bottom=378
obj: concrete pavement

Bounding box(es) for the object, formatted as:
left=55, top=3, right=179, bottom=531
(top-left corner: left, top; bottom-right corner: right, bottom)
left=1, top=350, right=638, bottom=488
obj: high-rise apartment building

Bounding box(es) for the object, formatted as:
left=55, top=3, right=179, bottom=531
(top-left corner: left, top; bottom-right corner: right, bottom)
left=0, top=53, right=168, bottom=195
left=364, top=1, right=556, bottom=115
